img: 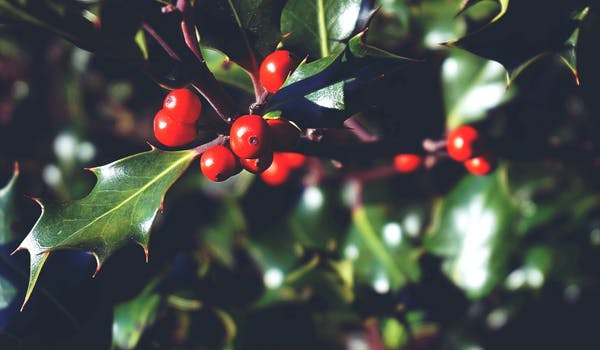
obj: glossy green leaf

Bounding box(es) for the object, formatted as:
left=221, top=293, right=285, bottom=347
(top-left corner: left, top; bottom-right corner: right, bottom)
left=16, top=148, right=196, bottom=308
left=281, top=0, right=363, bottom=58
left=112, top=284, right=161, bottom=350
left=194, top=0, right=285, bottom=73
left=411, top=0, right=465, bottom=49
left=425, top=168, right=517, bottom=298
left=443, top=49, right=514, bottom=129
left=0, top=274, right=17, bottom=310
left=0, top=163, right=19, bottom=245
left=201, top=47, right=254, bottom=93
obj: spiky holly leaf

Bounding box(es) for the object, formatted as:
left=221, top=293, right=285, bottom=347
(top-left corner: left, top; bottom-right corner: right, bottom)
left=449, top=0, right=586, bottom=84
left=457, top=0, right=509, bottom=24
left=15, top=147, right=195, bottom=308
left=268, top=30, right=416, bottom=127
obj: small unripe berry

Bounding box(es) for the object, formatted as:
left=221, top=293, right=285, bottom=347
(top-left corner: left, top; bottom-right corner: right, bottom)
left=446, top=125, right=482, bottom=162
left=464, top=153, right=495, bottom=176
left=153, top=110, right=197, bottom=147
left=393, top=154, right=422, bottom=173
left=259, top=50, right=298, bottom=93
left=260, top=153, right=292, bottom=186
left=200, top=145, right=241, bottom=182
left=266, top=118, right=301, bottom=150
left=163, top=89, right=202, bottom=124
left=229, top=114, right=271, bottom=159
left=241, top=151, right=274, bottom=174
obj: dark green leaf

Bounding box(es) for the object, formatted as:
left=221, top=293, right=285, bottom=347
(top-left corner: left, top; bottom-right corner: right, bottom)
left=281, top=0, right=363, bottom=58
left=425, top=168, right=517, bottom=298
left=16, top=148, right=196, bottom=307
left=194, top=0, right=285, bottom=73
left=112, top=283, right=161, bottom=350
left=449, top=0, right=586, bottom=82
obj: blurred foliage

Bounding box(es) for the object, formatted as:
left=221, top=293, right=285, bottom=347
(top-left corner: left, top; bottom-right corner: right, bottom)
left=0, top=0, right=598, bottom=349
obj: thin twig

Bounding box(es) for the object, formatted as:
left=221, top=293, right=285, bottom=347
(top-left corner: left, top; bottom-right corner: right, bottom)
left=344, top=118, right=378, bottom=142
left=141, top=22, right=182, bottom=62
left=191, top=135, right=228, bottom=155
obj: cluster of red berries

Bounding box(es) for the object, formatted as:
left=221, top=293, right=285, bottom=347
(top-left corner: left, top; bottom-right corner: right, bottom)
left=446, top=125, right=495, bottom=176
left=153, top=50, right=304, bottom=185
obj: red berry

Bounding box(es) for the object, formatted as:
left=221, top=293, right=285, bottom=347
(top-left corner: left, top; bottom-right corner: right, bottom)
left=266, top=118, right=301, bottom=150
left=260, top=153, right=292, bottom=186
left=229, top=114, right=271, bottom=159
left=464, top=154, right=495, bottom=176
left=393, top=154, right=422, bottom=173
left=153, top=110, right=197, bottom=147
left=279, top=152, right=306, bottom=169
left=446, top=125, right=482, bottom=162
left=200, top=145, right=241, bottom=182
left=259, top=50, right=298, bottom=93
left=163, top=89, right=202, bottom=124
left=241, top=152, right=274, bottom=174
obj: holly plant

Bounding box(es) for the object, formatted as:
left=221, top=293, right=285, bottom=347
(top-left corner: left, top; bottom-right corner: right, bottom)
left=0, top=0, right=599, bottom=349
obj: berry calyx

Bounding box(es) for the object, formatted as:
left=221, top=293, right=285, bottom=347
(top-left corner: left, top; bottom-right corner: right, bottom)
left=464, top=153, right=495, bottom=176
left=229, top=114, right=272, bottom=159
left=163, top=89, right=202, bottom=124
left=153, top=110, right=197, bottom=147
left=241, top=152, right=274, bottom=174
left=279, top=152, right=306, bottom=169
left=200, top=145, right=241, bottom=182
left=260, top=153, right=292, bottom=186
left=266, top=118, right=301, bottom=150
left=393, top=154, right=422, bottom=173
left=446, top=125, right=482, bottom=162
left=259, top=50, right=298, bottom=93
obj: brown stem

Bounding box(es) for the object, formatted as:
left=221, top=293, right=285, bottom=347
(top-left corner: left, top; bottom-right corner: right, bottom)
left=344, top=117, right=378, bottom=142
left=191, top=135, right=228, bottom=155
left=142, top=22, right=182, bottom=62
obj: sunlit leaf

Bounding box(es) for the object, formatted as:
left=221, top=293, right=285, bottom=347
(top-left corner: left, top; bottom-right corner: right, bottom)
left=112, top=283, right=161, bottom=350
left=425, top=168, right=517, bottom=298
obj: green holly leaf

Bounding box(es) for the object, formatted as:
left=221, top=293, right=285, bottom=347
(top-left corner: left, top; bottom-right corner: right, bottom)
left=449, top=0, right=586, bottom=84
left=268, top=30, right=416, bottom=127
left=15, top=147, right=196, bottom=308
left=443, top=49, right=515, bottom=129
left=112, top=282, right=162, bottom=350
left=0, top=163, right=19, bottom=245
left=281, top=0, right=365, bottom=58
left=425, top=168, right=517, bottom=298
left=194, top=0, right=285, bottom=74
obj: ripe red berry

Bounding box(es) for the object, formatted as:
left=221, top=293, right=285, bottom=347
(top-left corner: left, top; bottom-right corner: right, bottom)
left=241, top=151, right=274, bottom=174
left=393, top=154, right=422, bottom=173
left=259, top=50, right=298, bottom=93
left=153, top=110, right=197, bottom=147
left=464, top=154, right=495, bottom=176
left=260, top=153, right=292, bottom=186
left=163, top=89, right=202, bottom=124
left=200, top=145, right=241, bottom=182
left=279, top=152, right=306, bottom=169
left=229, top=114, right=271, bottom=159
left=266, top=118, right=301, bottom=150
left=446, top=125, right=482, bottom=162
